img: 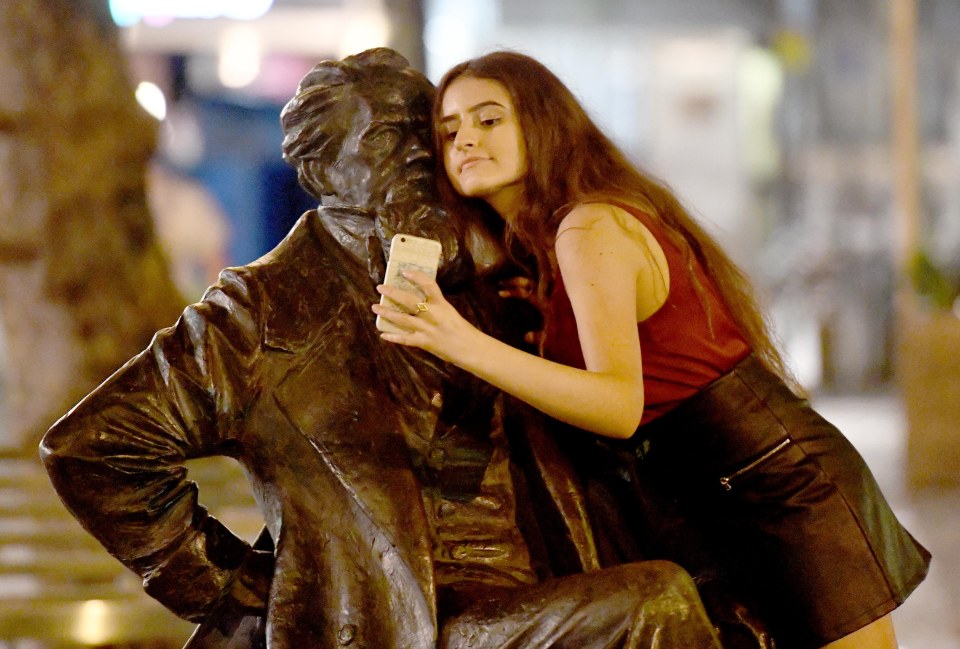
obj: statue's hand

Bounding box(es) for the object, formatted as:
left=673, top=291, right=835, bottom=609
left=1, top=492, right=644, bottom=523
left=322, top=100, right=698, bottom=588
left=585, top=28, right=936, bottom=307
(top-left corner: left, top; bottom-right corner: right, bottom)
left=226, top=549, right=274, bottom=613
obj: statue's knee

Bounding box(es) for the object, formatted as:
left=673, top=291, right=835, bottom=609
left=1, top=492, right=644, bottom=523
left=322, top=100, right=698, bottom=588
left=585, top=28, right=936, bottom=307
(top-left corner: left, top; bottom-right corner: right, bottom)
left=615, top=560, right=702, bottom=608
left=624, top=560, right=695, bottom=587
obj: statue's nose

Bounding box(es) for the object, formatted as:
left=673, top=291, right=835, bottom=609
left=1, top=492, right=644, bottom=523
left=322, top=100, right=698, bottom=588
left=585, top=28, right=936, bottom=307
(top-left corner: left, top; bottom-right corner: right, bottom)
left=405, top=138, right=431, bottom=165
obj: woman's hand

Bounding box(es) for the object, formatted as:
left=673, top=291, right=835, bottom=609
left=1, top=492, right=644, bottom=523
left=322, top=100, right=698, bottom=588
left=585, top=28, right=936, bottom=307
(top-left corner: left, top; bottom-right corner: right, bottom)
left=372, top=270, right=481, bottom=364
left=496, top=275, right=537, bottom=302
left=372, top=201, right=652, bottom=440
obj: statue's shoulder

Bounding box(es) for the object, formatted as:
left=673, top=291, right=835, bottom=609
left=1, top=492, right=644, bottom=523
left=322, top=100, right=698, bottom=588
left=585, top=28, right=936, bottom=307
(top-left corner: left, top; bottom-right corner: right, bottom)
left=244, top=211, right=328, bottom=280
left=227, top=211, right=370, bottom=352
left=196, top=212, right=322, bottom=311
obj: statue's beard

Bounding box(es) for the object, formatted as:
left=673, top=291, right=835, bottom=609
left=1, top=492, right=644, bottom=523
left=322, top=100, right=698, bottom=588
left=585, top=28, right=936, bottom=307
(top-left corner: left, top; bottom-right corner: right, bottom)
left=374, top=189, right=474, bottom=289
left=365, top=187, right=497, bottom=416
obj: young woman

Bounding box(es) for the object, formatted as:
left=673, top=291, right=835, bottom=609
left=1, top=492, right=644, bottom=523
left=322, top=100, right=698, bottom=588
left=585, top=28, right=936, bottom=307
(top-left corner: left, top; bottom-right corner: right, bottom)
left=371, top=50, right=930, bottom=649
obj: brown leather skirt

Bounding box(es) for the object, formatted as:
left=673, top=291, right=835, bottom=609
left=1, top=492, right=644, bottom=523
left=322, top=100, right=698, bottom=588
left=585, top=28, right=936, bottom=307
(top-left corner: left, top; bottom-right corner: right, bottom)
left=586, top=354, right=931, bottom=649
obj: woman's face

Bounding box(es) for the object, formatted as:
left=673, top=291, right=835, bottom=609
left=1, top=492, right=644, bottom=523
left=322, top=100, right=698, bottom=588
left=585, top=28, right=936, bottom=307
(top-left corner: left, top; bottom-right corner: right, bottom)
left=439, top=76, right=527, bottom=218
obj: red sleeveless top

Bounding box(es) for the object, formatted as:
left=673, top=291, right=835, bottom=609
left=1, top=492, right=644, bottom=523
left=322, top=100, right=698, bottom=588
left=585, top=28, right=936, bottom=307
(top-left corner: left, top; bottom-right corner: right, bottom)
left=542, top=203, right=750, bottom=425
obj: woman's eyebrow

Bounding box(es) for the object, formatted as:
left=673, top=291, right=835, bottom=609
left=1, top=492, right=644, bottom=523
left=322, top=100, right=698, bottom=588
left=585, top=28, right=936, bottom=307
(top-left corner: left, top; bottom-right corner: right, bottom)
left=440, top=100, right=506, bottom=123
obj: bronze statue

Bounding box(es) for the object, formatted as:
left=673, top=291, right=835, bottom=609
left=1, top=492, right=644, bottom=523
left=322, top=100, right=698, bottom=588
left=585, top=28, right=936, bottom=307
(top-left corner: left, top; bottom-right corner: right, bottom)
left=40, top=49, right=722, bottom=648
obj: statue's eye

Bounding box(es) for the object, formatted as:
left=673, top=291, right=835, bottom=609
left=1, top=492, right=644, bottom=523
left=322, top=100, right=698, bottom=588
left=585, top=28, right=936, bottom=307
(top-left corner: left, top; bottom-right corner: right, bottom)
left=364, top=126, right=400, bottom=151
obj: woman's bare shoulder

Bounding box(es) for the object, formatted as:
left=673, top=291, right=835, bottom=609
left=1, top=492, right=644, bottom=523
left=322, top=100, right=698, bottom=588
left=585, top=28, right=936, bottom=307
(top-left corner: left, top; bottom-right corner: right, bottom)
left=557, top=202, right=660, bottom=250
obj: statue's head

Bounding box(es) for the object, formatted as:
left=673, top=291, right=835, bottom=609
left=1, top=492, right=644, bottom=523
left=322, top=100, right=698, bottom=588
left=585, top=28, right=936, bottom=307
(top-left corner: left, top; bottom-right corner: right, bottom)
left=281, top=49, right=436, bottom=215
left=281, top=48, right=470, bottom=283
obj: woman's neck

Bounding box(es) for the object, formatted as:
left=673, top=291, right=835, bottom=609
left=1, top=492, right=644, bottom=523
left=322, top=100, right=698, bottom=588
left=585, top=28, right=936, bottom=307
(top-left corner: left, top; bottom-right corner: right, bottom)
left=484, top=183, right=524, bottom=224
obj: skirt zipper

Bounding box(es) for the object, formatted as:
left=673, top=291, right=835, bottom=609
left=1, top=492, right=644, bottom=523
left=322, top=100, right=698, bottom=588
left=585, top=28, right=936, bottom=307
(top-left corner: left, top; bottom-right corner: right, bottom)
left=719, top=438, right=792, bottom=491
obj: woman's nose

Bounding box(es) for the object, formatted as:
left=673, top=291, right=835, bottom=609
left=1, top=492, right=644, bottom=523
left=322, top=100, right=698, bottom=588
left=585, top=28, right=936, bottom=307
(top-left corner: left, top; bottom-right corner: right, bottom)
left=454, top=126, right=477, bottom=149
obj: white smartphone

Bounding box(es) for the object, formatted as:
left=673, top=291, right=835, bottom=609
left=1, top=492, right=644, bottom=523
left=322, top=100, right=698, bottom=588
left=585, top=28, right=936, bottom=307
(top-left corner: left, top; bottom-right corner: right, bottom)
left=376, top=233, right=443, bottom=334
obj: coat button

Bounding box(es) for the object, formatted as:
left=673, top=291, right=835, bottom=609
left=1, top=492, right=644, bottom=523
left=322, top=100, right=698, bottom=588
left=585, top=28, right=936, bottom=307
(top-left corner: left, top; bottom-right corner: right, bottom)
left=338, top=624, right=357, bottom=645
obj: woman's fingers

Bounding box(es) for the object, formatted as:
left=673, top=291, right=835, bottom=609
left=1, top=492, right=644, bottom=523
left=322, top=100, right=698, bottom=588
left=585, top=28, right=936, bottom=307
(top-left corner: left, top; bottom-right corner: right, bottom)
left=376, top=270, right=443, bottom=314
left=401, top=269, right=443, bottom=302
left=372, top=302, right=421, bottom=329
left=376, top=289, right=413, bottom=315
left=497, top=276, right=535, bottom=299
left=373, top=270, right=444, bottom=328
left=377, top=271, right=435, bottom=302
left=376, top=283, right=425, bottom=315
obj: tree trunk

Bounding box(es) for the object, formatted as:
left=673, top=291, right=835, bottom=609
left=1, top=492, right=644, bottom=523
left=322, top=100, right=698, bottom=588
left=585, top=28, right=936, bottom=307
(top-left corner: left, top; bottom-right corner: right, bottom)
left=0, top=0, right=184, bottom=454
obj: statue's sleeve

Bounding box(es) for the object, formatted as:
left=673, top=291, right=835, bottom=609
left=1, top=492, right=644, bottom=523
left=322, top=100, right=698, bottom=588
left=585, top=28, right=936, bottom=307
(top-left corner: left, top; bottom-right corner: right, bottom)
left=39, top=267, right=269, bottom=622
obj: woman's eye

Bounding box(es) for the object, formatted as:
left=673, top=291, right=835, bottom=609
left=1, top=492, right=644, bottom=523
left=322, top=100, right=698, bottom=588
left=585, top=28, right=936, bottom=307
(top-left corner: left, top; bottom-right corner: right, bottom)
left=443, top=130, right=458, bottom=141
left=480, top=117, right=500, bottom=127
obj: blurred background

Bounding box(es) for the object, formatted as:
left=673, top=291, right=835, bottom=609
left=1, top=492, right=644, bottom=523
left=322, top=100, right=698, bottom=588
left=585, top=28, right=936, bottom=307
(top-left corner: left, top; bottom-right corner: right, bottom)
left=0, top=0, right=957, bottom=647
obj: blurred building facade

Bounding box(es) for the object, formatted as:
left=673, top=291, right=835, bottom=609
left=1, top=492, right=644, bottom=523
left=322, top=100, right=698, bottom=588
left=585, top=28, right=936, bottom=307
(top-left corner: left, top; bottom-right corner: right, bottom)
left=117, top=0, right=960, bottom=393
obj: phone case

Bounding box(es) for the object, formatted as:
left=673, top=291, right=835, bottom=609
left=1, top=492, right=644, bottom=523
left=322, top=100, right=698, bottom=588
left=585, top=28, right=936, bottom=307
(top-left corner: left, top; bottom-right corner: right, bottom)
left=376, top=234, right=443, bottom=334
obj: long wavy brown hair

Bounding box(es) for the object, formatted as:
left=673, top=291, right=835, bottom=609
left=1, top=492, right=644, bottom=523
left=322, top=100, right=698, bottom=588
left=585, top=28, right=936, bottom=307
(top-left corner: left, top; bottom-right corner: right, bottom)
left=434, top=50, right=798, bottom=390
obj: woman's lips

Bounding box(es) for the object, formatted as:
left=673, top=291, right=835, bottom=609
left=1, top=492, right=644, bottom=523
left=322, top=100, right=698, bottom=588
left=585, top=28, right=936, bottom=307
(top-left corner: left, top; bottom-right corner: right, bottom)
left=460, top=156, right=487, bottom=173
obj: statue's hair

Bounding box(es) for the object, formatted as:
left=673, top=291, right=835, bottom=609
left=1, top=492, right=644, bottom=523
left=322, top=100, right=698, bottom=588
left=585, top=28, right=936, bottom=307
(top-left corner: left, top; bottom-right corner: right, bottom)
left=280, top=48, right=434, bottom=200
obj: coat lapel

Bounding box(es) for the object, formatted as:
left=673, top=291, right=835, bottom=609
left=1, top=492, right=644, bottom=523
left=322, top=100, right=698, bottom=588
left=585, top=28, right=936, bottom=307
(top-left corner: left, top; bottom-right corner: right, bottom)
left=260, top=215, right=439, bottom=615
left=270, top=340, right=437, bottom=612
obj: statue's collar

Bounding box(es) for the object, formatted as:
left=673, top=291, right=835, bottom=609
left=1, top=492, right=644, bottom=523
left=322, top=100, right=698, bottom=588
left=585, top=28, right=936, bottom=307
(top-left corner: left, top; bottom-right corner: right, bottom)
left=315, top=205, right=376, bottom=265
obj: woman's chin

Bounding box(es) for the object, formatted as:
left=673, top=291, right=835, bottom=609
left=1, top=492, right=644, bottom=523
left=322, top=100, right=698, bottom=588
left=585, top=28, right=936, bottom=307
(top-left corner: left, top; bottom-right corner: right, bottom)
left=452, top=172, right=485, bottom=197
